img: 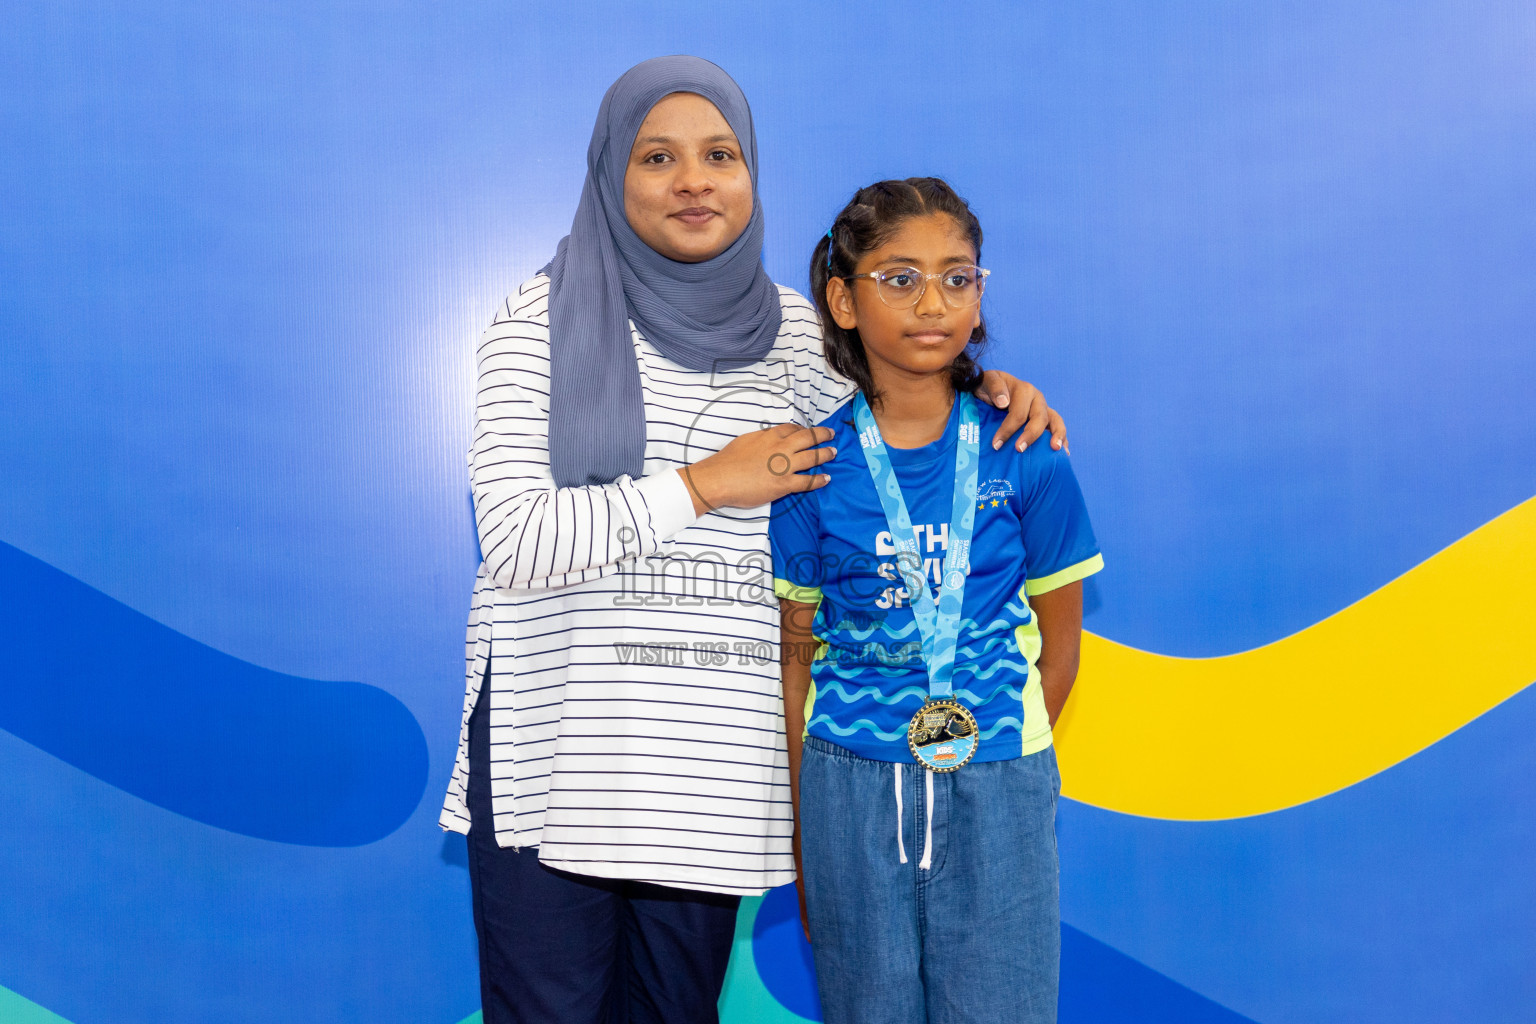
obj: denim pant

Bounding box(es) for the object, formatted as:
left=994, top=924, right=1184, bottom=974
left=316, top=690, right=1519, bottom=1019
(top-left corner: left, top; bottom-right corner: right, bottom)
left=800, top=737, right=1061, bottom=1024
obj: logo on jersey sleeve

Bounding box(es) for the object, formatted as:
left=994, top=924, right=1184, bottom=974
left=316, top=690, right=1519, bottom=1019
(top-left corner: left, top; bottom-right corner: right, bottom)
left=977, top=478, right=1015, bottom=511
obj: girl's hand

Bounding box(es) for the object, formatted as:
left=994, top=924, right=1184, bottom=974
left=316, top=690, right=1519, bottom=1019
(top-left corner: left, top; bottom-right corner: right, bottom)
left=975, top=371, right=1069, bottom=454
left=681, top=424, right=836, bottom=515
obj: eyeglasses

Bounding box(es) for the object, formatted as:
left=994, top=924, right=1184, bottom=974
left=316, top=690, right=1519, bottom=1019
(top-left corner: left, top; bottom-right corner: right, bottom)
left=842, top=265, right=990, bottom=310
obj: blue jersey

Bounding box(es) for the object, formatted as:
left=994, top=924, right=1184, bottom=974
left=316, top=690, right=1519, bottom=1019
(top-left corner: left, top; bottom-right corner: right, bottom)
left=770, top=393, right=1103, bottom=763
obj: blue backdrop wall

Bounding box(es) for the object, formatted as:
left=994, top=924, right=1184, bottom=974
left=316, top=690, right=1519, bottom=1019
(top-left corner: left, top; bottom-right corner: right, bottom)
left=3, top=3, right=1534, bottom=1023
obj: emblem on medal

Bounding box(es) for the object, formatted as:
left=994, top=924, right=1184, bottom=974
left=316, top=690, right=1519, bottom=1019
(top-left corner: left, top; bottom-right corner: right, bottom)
left=907, top=698, right=979, bottom=772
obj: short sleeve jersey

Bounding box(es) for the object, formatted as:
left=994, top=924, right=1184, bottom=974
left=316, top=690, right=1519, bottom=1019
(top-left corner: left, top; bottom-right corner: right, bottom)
left=770, top=393, right=1103, bottom=763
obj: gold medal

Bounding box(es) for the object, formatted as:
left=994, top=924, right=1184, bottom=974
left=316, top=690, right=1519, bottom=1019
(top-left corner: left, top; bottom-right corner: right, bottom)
left=907, top=698, right=979, bottom=772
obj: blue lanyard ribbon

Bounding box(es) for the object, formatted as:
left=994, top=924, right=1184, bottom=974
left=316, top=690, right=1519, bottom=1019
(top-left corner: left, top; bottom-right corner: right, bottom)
left=853, top=391, right=981, bottom=700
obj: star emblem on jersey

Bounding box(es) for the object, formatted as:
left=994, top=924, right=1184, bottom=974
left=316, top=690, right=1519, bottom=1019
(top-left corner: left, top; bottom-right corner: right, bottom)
left=976, top=478, right=1015, bottom=512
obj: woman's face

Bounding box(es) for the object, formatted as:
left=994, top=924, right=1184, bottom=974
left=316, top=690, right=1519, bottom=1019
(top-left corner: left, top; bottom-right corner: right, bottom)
left=623, top=92, right=753, bottom=263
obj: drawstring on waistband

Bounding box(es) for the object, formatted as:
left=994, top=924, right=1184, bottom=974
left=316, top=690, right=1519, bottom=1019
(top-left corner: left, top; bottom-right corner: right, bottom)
left=894, top=762, right=937, bottom=869
left=919, top=769, right=935, bottom=870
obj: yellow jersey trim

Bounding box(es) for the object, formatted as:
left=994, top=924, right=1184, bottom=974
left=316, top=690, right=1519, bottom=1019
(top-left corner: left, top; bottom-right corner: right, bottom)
left=1025, top=553, right=1104, bottom=597
left=774, top=578, right=823, bottom=605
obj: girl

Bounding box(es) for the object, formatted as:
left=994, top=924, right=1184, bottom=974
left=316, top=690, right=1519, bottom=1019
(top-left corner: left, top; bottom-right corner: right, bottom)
left=771, top=178, right=1103, bottom=1024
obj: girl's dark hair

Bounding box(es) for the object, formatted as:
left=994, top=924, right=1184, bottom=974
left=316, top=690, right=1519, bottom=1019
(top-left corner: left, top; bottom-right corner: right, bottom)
left=809, top=177, right=987, bottom=406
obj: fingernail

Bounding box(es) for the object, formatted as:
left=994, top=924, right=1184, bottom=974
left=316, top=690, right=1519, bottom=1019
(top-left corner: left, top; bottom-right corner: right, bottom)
left=992, top=439, right=1002, bottom=450
left=997, top=395, right=1009, bottom=407
left=1017, top=439, right=1028, bottom=452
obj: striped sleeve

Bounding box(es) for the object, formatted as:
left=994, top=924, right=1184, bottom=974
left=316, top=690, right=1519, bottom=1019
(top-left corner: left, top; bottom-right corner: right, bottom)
left=776, top=289, right=855, bottom=426
left=471, top=277, right=699, bottom=591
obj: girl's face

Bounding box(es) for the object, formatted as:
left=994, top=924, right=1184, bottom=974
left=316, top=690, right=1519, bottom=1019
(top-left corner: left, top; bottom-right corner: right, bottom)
left=623, top=92, right=754, bottom=263
left=825, top=212, right=982, bottom=386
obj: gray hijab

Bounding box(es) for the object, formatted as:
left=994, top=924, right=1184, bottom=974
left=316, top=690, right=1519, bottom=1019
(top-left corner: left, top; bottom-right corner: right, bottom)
left=543, top=55, right=782, bottom=487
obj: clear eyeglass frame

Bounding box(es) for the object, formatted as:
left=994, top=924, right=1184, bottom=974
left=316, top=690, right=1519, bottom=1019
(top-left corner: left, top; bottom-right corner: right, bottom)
left=842, top=265, right=990, bottom=310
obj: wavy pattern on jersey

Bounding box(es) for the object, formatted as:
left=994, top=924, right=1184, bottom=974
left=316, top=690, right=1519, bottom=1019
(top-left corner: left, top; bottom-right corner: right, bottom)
left=816, top=659, right=925, bottom=683
left=823, top=601, right=1030, bottom=675
left=834, top=616, right=920, bottom=643
left=808, top=711, right=1027, bottom=745
left=814, top=649, right=1026, bottom=687
left=815, top=676, right=1023, bottom=709
left=977, top=716, right=1026, bottom=741
left=827, top=593, right=1032, bottom=649
left=953, top=681, right=1024, bottom=704
left=816, top=678, right=929, bottom=705
left=1055, top=494, right=1536, bottom=819
left=957, top=659, right=1028, bottom=684
left=808, top=714, right=910, bottom=742
left=958, top=595, right=1036, bottom=647
left=0, top=541, right=430, bottom=846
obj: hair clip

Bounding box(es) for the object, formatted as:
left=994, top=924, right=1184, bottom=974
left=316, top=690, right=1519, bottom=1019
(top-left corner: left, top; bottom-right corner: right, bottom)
left=825, top=228, right=833, bottom=269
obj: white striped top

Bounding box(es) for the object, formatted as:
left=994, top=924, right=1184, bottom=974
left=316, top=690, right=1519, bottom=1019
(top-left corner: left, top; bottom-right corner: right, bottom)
left=439, top=273, right=852, bottom=895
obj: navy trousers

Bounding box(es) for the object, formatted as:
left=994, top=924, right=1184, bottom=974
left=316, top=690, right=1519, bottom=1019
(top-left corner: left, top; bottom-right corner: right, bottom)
left=465, top=673, right=741, bottom=1024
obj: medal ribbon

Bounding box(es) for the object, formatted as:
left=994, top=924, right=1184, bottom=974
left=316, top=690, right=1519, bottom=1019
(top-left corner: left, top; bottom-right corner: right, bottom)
left=853, top=391, right=981, bottom=700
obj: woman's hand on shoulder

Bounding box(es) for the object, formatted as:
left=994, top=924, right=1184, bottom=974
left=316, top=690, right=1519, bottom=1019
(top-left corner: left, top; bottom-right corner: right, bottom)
left=975, top=370, right=1069, bottom=454
left=680, top=424, right=836, bottom=515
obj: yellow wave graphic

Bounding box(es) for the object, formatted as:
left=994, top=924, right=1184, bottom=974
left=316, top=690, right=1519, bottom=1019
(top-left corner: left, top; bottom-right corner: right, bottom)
left=1054, top=494, right=1536, bottom=820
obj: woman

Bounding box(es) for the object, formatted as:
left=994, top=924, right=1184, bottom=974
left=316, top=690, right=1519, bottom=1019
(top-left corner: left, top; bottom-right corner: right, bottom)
left=437, top=56, right=1066, bottom=1024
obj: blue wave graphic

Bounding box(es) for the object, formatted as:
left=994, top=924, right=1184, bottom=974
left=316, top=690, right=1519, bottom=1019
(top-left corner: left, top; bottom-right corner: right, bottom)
left=956, top=657, right=1030, bottom=683
left=0, top=541, right=429, bottom=846
left=807, top=715, right=909, bottom=742
left=809, top=714, right=1026, bottom=744
left=815, top=679, right=928, bottom=706
left=817, top=658, right=923, bottom=681
left=1060, top=925, right=1259, bottom=1024
left=816, top=676, right=1025, bottom=709
left=836, top=616, right=920, bottom=642
left=816, top=654, right=1027, bottom=689
left=954, top=637, right=1016, bottom=660
left=953, top=681, right=1024, bottom=704
left=977, top=716, right=1025, bottom=741
left=960, top=609, right=1034, bottom=638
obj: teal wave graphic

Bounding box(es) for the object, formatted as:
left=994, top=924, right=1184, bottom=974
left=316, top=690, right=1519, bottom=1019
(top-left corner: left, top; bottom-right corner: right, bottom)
left=953, top=681, right=1025, bottom=704
left=811, top=714, right=1023, bottom=743
left=816, top=679, right=929, bottom=705
left=837, top=616, right=921, bottom=642
left=818, top=658, right=923, bottom=680
left=956, top=657, right=1030, bottom=683
left=978, top=716, right=1025, bottom=741
left=808, top=715, right=909, bottom=741
left=815, top=678, right=1022, bottom=712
